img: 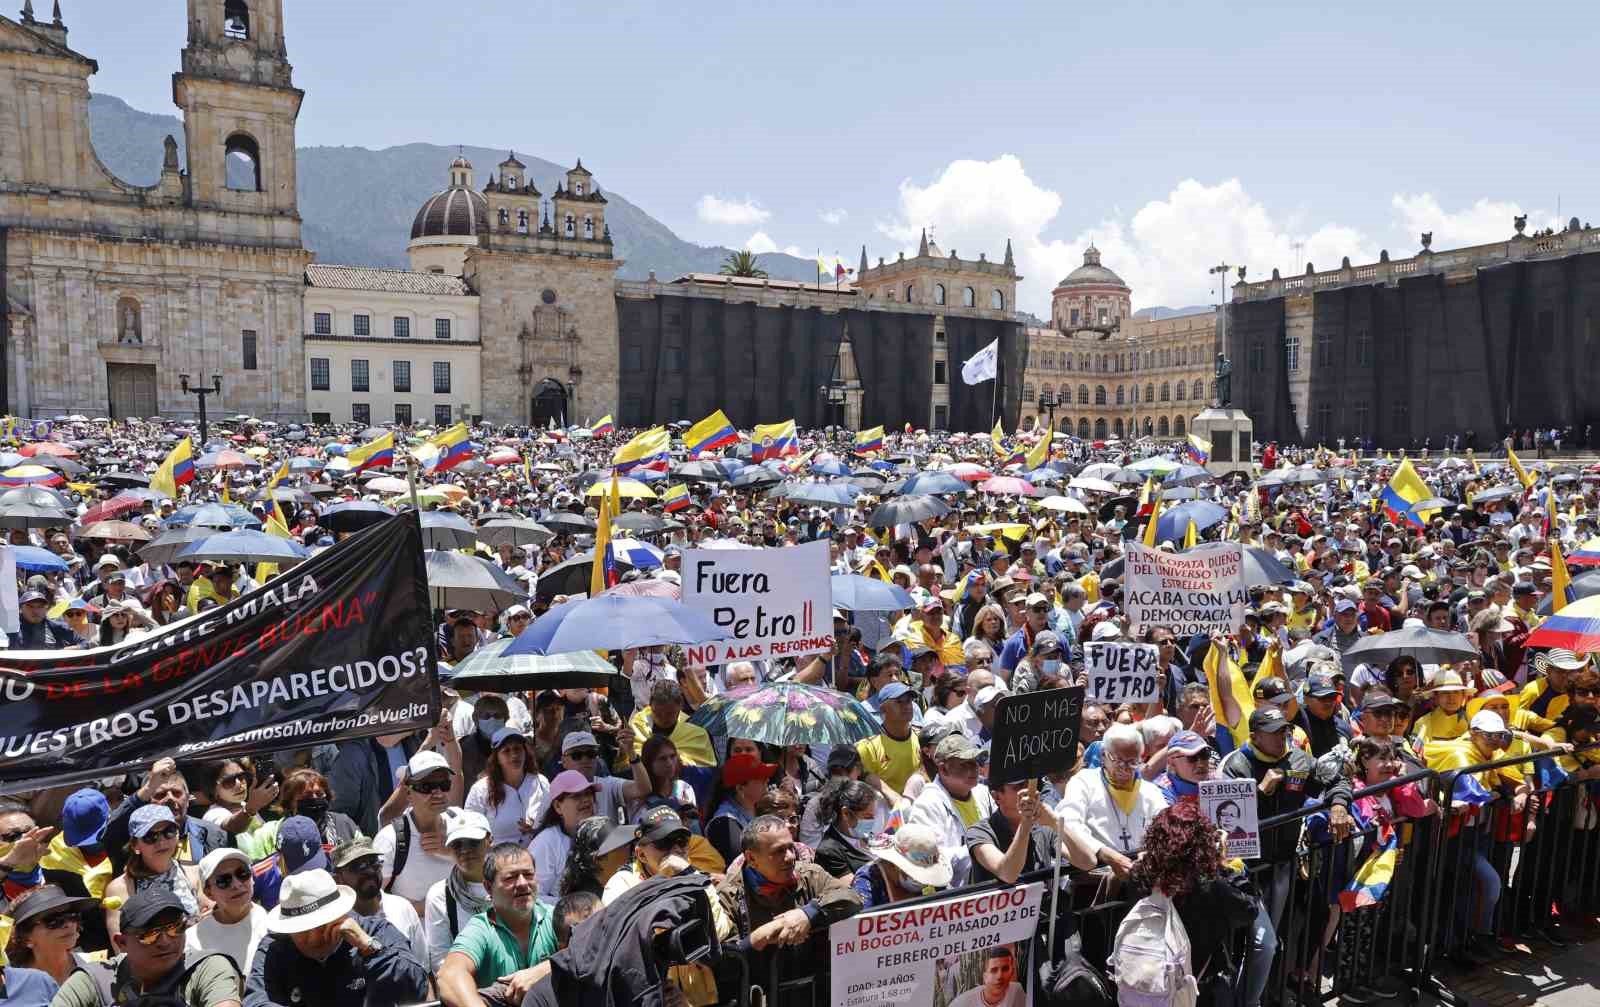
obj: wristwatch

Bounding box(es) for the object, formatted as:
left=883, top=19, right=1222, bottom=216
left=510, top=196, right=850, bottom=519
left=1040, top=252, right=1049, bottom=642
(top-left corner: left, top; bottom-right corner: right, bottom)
left=358, top=939, right=383, bottom=960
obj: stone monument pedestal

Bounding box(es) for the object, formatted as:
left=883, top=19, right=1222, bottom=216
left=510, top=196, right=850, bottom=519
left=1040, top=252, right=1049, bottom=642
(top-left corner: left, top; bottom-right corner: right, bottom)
left=1192, top=407, right=1254, bottom=478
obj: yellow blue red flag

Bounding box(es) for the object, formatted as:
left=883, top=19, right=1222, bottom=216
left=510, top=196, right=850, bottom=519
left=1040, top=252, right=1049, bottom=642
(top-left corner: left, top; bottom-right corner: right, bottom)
left=347, top=431, right=395, bottom=474
left=1379, top=458, right=1436, bottom=528
left=663, top=484, right=693, bottom=513
left=424, top=423, right=474, bottom=473
left=613, top=427, right=671, bottom=473
left=854, top=426, right=884, bottom=454
left=685, top=410, right=739, bottom=457
left=590, top=415, right=615, bottom=437
left=751, top=420, right=798, bottom=461
left=150, top=437, right=196, bottom=498
left=1186, top=433, right=1212, bottom=465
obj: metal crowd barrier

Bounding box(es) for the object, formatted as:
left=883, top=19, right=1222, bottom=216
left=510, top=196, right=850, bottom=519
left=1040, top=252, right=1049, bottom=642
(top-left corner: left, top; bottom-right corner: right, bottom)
left=742, top=741, right=1600, bottom=1007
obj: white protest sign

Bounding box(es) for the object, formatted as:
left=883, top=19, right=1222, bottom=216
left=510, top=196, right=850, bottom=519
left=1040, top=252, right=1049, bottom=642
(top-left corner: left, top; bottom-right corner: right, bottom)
left=831, top=883, right=1043, bottom=1007
left=1199, top=777, right=1260, bottom=859
left=1123, top=540, right=1248, bottom=636
left=681, top=538, right=833, bottom=663
left=1084, top=641, right=1160, bottom=705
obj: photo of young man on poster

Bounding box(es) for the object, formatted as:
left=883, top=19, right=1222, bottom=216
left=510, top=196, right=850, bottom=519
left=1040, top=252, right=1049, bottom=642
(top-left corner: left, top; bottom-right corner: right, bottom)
left=943, top=944, right=1027, bottom=1007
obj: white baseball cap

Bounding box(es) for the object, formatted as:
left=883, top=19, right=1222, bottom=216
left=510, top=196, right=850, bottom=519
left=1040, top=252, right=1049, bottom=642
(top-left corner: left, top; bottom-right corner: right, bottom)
left=406, top=750, right=454, bottom=779
left=1469, top=710, right=1507, bottom=734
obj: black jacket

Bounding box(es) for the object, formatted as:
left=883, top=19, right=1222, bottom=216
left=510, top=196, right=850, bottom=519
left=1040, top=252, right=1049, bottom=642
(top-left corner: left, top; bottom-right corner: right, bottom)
left=814, top=825, right=872, bottom=880
left=246, top=914, right=427, bottom=1007
left=1218, top=742, right=1351, bottom=862
left=329, top=736, right=418, bottom=838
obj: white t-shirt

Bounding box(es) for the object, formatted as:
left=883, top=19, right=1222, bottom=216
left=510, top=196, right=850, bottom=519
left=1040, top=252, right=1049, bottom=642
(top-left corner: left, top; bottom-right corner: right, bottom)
left=379, top=890, right=430, bottom=965
left=630, top=654, right=678, bottom=709
left=465, top=773, right=549, bottom=845
left=373, top=809, right=456, bottom=905
left=527, top=825, right=571, bottom=904
left=194, top=903, right=269, bottom=974
left=422, top=875, right=488, bottom=970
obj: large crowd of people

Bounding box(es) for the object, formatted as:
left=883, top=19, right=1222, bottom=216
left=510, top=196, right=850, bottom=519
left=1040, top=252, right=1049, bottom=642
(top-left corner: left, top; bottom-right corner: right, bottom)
left=0, top=415, right=1594, bottom=1007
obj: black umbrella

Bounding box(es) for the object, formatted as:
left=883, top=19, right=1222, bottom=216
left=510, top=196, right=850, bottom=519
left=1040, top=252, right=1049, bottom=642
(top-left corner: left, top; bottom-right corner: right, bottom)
left=613, top=513, right=683, bottom=535
left=97, top=471, right=150, bottom=488
left=866, top=494, right=951, bottom=526
left=535, top=552, right=636, bottom=600
left=0, top=503, right=73, bottom=530
left=539, top=511, right=597, bottom=535
left=318, top=500, right=396, bottom=532
left=1338, top=626, right=1479, bottom=671
left=1538, top=569, right=1600, bottom=615
left=1098, top=494, right=1139, bottom=521
left=672, top=461, right=728, bottom=483
left=730, top=468, right=781, bottom=490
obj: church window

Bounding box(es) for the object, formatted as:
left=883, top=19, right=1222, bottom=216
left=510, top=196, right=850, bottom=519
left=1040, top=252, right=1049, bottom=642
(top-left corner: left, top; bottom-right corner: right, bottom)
left=1160, top=382, right=1170, bottom=402
left=1095, top=385, right=1106, bottom=405
left=310, top=358, right=329, bottom=391
left=435, top=318, right=452, bottom=340
left=434, top=362, right=453, bottom=394
left=1070, top=308, right=1080, bottom=326
left=353, top=314, right=370, bottom=337
left=435, top=405, right=454, bottom=427
left=241, top=330, right=258, bottom=371
left=224, top=0, right=250, bottom=39
left=1116, top=385, right=1125, bottom=405
left=991, top=289, right=1004, bottom=310
left=393, top=317, right=411, bottom=339
left=518, top=210, right=529, bottom=233
left=1023, top=383, right=1035, bottom=403
left=393, top=361, right=411, bottom=393
left=350, top=359, right=370, bottom=393
left=1077, top=384, right=1089, bottom=405
left=394, top=404, right=412, bottom=426
left=934, top=284, right=946, bottom=306
left=1145, top=383, right=1154, bottom=402
left=584, top=216, right=595, bottom=239
left=1192, top=379, right=1204, bottom=400
left=352, top=403, right=370, bottom=425
left=962, top=286, right=975, bottom=308
left=313, top=312, right=331, bottom=336
left=905, top=285, right=915, bottom=302
left=498, top=209, right=510, bottom=227
left=224, top=133, right=261, bottom=192
left=564, top=215, right=575, bottom=238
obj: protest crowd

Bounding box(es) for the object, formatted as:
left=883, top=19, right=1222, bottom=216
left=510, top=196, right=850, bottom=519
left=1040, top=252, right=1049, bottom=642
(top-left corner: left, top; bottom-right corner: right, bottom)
left=0, top=409, right=1599, bottom=1007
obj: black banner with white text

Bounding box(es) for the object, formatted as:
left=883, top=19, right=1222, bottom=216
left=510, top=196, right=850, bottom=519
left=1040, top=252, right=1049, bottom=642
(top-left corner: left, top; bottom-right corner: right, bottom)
left=0, top=513, right=437, bottom=792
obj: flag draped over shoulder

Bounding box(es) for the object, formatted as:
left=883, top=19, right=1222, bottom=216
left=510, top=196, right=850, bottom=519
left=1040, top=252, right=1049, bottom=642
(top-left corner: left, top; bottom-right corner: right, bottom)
left=1379, top=458, right=1436, bottom=527
left=347, top=431, right=395, bottom=474
left=684, top=410, right=739, bottom=457
left=613, top=427, right=671, bottom=473
left=150, top=437, right=196, bottom=498
left=1204, top=641, right=1260, bottom=753
left=751, top=420, right=798, bottom=461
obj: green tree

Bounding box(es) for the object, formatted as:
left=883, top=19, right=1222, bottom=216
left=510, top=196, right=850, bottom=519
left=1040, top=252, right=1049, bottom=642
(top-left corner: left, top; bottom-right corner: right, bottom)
left=719, top=249, right=768, bottom=278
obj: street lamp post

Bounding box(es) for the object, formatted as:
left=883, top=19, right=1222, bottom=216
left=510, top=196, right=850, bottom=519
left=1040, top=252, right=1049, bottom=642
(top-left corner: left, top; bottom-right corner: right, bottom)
left=1208, top=262, right=1238, bottom=402
left=1038, top=388, right=1057, bottom=436
left=178, top=374, right=222, bottom=451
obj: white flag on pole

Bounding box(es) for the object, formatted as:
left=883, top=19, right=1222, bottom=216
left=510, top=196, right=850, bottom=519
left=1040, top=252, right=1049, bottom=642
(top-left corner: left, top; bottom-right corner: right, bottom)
left=961, top=338, right=999, bottom=385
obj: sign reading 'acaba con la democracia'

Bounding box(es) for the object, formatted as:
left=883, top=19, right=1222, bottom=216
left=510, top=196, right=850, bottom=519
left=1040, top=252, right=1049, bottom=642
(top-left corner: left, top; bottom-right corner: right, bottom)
left=1123, top=540, right=1248, bottom=636
left=0, top=513, right=438, bottom=793
left=681, top=538, right=833, bottom=663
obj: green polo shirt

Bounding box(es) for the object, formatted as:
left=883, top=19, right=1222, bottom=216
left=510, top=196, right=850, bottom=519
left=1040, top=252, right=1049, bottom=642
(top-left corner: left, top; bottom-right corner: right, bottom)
left=449, top=904, right=558, bottom=986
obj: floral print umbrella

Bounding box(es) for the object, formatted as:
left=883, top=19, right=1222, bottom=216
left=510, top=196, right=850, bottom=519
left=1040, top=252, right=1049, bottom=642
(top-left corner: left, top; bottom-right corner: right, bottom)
left=689, top=682, right=880, bottom=747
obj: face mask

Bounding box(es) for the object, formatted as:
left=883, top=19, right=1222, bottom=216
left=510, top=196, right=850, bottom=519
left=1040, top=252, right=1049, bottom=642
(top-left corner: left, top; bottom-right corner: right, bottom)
left=848, top=816, right=875, bottom=840
left=1041, top=659, right=1062, bottom=675
left=297, top=798, right=330, bottom=824
left=477, top=718, right=505, bottom=739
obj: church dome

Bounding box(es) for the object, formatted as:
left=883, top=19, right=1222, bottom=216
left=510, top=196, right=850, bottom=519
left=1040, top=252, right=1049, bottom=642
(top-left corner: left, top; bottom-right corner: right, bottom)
left=1057, top=244, right=1128, bottom=289
left=410, top=186, right=488, bottom=241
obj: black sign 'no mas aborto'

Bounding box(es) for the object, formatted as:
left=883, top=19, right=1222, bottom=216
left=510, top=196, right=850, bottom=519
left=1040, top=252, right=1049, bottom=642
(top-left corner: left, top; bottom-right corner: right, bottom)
left=987, top=686, right=1085, bottom=787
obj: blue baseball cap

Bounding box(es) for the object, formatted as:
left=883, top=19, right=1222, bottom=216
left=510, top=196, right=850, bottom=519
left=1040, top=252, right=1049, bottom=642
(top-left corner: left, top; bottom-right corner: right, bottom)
left=278, top=815, right=329, bottom=874
left=61, top=788, right=110, bottom=846
left=128, top=803, right=176, bottom=839
left=1166, top=730, right=1210, bottom=756
left=877, top=682, right=915, bottom=704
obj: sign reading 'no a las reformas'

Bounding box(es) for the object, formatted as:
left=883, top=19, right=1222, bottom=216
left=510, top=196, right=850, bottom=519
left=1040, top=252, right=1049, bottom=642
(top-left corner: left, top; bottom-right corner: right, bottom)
left=681, top=539, right=834, bottom=664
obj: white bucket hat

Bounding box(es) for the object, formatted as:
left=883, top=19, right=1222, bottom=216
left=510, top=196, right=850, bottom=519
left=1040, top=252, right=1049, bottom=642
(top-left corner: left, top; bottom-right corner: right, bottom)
left=265, top=869, right=356, bottom=934
left=867, top=823, right=952, bottom=888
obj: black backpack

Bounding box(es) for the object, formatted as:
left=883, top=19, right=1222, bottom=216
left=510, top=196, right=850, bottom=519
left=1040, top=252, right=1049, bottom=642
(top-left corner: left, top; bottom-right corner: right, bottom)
left=1036, top=932, right=1116, bottom=1007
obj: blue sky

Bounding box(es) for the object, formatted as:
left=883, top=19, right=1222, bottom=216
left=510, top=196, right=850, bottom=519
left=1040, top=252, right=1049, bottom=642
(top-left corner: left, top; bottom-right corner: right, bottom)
left=67, top=0, right=1598, bottom=313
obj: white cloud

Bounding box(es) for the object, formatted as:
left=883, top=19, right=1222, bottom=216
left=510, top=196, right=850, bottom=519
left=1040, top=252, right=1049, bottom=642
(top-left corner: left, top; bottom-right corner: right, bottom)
left=696, top=194, right=770, bottom=228
left=820, top=208, right=849, bottom=226
left=1390, top=193, right=1558, bottom=250
left=743, top=231, right=808, bottom=258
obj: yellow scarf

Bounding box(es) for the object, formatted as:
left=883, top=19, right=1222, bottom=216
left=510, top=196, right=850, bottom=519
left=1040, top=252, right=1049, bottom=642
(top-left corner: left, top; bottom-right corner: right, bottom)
left=1106, top=773, right=1139, bottom=815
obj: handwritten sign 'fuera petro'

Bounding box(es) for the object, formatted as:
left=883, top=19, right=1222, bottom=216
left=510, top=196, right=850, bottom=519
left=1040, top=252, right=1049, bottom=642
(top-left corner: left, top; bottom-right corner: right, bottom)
left=681, top=538, right=834, bottom=663
left=1123, top=540, right=1248, bottom=636
left=988, top=686, right=1085, bottom=786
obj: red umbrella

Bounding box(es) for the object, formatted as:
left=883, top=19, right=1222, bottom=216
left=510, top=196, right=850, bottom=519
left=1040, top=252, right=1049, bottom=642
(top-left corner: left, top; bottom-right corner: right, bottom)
left=978, top=476, right=1039, bottom=497
left=19, top=442, right=77, bottom=458
left=945, top=462, right=993, bottom=482
left=486, top=448, right=520, bottom=466
left=80, top=493, right=147, bottom=524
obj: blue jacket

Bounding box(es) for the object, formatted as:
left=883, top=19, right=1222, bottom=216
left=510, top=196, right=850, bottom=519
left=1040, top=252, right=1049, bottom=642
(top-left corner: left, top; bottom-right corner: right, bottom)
left=246, top=914, right=428, bottom=1007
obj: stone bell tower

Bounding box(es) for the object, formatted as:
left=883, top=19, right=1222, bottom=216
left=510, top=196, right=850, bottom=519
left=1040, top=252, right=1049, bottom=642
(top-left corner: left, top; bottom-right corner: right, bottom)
left=173, top=0, right=303, bottom=246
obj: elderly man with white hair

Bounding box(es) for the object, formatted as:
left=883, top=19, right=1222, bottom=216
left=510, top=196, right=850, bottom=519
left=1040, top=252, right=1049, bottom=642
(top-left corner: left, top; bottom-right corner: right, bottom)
left=1134, top=715, right=1184, bottom=781
left=1055, top=723, right=1168, bottom=879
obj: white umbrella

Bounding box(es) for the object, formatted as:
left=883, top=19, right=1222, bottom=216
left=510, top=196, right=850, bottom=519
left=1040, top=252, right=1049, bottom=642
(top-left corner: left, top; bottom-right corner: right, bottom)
left=1067, top=476, right=1118, bottom=494
left=1035, top=495, right=1091, bottom=515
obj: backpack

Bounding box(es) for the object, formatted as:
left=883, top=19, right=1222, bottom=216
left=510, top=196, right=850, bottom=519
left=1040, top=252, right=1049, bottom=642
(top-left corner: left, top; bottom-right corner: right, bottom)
left=384, top=813, right=411, bottom=894
left=1037, top=930, right=1116, bottom=1007
left=1106, top=892, right=1199, bottom=1007
left=76, top=951, right=235, bottom=1007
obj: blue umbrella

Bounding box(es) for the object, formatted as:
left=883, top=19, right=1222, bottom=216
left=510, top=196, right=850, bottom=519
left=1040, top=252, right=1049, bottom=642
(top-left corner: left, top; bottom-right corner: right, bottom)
left=166, top=503, right=260, bottom=529
left=776, top=482, right=861, bottom=507
left=1164, top=464, right=1212, bottom=485
left=898, top=471, right=971, bottom=497
left=175, top=529, right=309, bottom=565
left=505, top=594, right=727, bottom=656
left=12, top=546, right=67, bottom=572
left=831, top=574, right=915, bottom=612
left=811, top=459, right=852, bottom=477
left=288, top=457, right=324, bottom=473
left=324, top=442, right=349, bottom=456
left=629, top=467, right=668, bottom=484
left=1153, top=500, right=1229, bottom=544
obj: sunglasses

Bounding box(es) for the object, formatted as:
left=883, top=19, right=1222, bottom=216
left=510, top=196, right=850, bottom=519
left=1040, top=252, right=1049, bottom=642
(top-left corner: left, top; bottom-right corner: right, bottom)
left=0, top=828, right=28, bottom=843
left=218, top=771, right=252, bottom=788
left=138, top=826, right=179, bottom=843
left=131, top=919, right=191, bottom=946
left=210, top=868, right=252, bottom=891
left=566, top=749, right=600, bottom=761
left=410, top=779, right=452, bottom=795
left=38, top=910, right=80, bottom=931
left=342, top=856, right=383, bottom=875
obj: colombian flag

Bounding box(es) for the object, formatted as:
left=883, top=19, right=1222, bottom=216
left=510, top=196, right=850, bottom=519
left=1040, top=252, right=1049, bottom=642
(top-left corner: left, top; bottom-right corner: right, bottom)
left=1567, top=537, right=1600, bottom=568
left=590, top=415, right=615, bottom=437
left=428, top=423, right=474, bottom=473
left=1542, top=485, right=1558, bottom=540
left=1025, top=430, right=1050, bottom=470
left=1550, top=541, right=1576, bottom=614
left=1379, top=457, right=1436, bottom=528
left=854, top=426, right=884, bottom=454
left=1186, top=433, right=1211, bottom=465
left=751, top=420, right=799, bottom=461
left=150, top=437, right=196, bottom=498
left=663, top=484, right=693, bottom=513
left=685, top=410, right=739, bottom=457
left=347, top=431, right=395, bottom=474
left=613, top=427, right=671, bottom=473
left=1507, top=444, right=1536, bottom=492
left=1527, top=594, right=1600, bottom=652
left=591, top=473, right=620, bottom=596
left=991, top=420, right=1005, bottom=456
left=266, top=461, right=289, bottom=492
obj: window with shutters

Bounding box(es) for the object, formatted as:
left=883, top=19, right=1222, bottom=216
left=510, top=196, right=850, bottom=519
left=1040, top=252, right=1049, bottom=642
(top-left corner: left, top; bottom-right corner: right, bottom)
left=352, top=403, right=370, bottom=424
left=435, top=405, right=454, bottom=427
left=394, top=316, right=411, bottom=339
left=394, top=403, right=412, bottom=426
left=354, top=314, right=371, bottom=337
left=310, top=358, right=329, bottom=391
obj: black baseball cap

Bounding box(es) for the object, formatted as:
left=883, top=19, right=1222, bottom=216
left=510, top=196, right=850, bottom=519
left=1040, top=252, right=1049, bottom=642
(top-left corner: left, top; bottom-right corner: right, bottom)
left=1249, top=707, right=1293, bottom=733
left=120, top=886, right=187, bottom=932
left=638, top=808, right=691, bottom=845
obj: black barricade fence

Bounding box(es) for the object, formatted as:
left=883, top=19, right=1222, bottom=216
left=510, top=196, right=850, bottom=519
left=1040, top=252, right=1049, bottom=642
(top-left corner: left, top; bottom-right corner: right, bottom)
left=0, top=512, right=438, bottom=792
left=744, top=741, right=1600, bottom=1007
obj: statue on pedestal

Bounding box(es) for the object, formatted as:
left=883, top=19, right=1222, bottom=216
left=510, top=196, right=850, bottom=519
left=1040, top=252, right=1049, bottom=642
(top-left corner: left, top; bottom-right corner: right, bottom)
left=1214, top=353, right=1232, bottom=407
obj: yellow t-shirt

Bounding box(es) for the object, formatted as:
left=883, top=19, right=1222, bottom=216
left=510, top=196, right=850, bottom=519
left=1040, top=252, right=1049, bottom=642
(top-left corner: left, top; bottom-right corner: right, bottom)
left=1518, top=678, right=1571, bottom=722
left=1411, top=707, right=1469, bottom=747
left=1285, top=601, right=1318, bottom=633
left=952, top=795, right=982, bottom=829
left=858, top=731, right=921, bottom=794
left=1079, top=571, right=1101, bottom=604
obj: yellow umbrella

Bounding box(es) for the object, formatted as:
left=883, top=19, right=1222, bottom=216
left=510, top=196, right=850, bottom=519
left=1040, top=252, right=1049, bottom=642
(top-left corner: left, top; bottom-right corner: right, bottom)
left=584, top=478, right=656, bottom=500
left=245, top=446, right=271, bottom=458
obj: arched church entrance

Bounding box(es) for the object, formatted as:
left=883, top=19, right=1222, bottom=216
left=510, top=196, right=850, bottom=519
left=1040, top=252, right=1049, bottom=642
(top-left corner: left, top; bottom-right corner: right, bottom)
left=530, top=378, right=568, bottom=428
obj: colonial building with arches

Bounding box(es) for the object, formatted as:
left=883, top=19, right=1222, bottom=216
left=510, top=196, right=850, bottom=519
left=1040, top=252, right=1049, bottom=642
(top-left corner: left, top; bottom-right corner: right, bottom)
left=1018, top=246, right=1216, bottom=441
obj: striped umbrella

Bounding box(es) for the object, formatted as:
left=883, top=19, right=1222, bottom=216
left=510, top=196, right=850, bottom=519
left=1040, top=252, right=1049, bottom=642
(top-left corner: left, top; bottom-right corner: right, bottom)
left=0, top=465, right=64, bottom=487
left=1526, top=596, right=1600, bottom=653
left=1567, top=537, right=1600, bottom=568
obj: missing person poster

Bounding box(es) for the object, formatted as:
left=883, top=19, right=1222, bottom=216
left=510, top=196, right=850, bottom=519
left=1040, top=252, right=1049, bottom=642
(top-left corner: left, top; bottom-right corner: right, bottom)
left=831, top=883, right=1043, bottom=1007
left=1123, top=541, right=1248, bottom=636
left=682, top=538, right=833, bottom=662
left=0, top=514, right=437, bottom=792
left=1199, top=777, right=1261, bottom=859
left=1084, top=641, right=1160, bottom=705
